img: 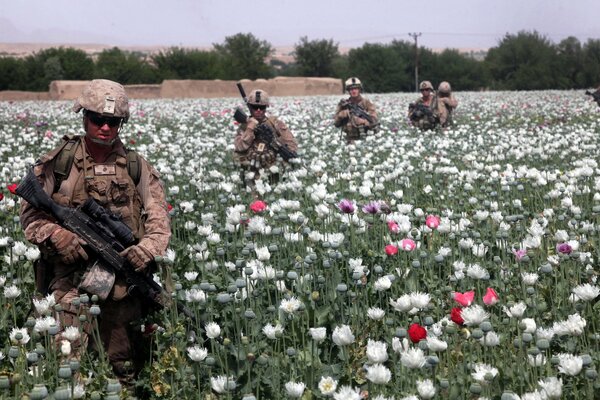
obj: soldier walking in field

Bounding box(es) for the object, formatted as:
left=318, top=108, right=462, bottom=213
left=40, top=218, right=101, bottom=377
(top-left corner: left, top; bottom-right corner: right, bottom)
left=234, top=89, right=298, bottom=195
left=334, top=77, right=379, bottom=143
left=408, top=80, right=438, bottom=130
left=19, top=79, right=171, bottom=391
left=436, top=81, right=458, bottom=128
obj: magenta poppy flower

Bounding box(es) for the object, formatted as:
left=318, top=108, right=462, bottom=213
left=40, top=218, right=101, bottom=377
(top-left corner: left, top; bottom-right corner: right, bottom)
left=512, top=248, right=527, bottom=260
left=337, top=199, right=355, bottom=214
left=361, top=201, right=380, bottom=214
left=556, top=243, right=572, bottom=254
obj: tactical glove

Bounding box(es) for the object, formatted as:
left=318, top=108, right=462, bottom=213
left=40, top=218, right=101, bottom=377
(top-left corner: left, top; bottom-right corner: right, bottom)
left=49, top=228, right=88, bottom=264
left=120, top=244, right=154, bottom=272
left=246, top=117, right=259, bottom=131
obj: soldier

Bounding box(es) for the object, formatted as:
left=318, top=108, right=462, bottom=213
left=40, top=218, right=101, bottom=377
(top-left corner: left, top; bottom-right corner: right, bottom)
left=234, top=89, right=298, bottom=194
left=19, top=79, right=171, bottom=389
left=334, top=77, right=378, bottom=143
left=408, top=80, right=438, bottom=130
left=436, top=81, right=458, bottom=128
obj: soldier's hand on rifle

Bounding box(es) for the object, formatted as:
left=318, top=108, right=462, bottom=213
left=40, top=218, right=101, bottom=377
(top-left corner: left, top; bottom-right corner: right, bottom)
left=120, top=244, right=154, bottom=272
left=338, top=109, right=350, bottom=118
left=49, top=227, right=88, bottom=264
left=246, top=117, right=259, bottom=131
left=355, top=117, right=369, bottom=126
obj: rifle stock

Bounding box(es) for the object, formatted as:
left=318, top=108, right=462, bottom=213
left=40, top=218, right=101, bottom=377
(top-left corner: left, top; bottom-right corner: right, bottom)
left=16, top=168, right=196, bottom=323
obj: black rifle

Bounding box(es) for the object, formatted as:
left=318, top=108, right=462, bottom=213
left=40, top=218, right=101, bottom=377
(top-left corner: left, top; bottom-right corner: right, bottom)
left=16, top=168, right=196, bottom=324
left=408, top=102, right=436, bottom=122
left=340, top=100, right=376, bottom=126
left=234, top=82, right=297, bottom=161
left=585, top=90, right=600, bottom=105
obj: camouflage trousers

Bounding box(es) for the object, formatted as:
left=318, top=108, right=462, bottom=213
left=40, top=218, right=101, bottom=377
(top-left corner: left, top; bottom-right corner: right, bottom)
left=53, top=286, right=148, bottom=387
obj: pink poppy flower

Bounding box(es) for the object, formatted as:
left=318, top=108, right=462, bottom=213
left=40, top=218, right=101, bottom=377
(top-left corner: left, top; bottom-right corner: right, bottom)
left=482, top=287, right=499, bottom=306
left=512, top=248, right=527, bottom=260
left=453, top=290, right=475, bottom=307
left=385, top=244, right=398, bottom=256
left=425, top=215, right=440, bottom=229
left=250, top=200, right=267, bottom=213
left=400, top=238, right=416, bottom=251
left=387, top=221, right=399, bottom=234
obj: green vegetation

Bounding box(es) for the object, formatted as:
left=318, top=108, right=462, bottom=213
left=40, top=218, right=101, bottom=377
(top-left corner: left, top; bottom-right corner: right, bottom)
left=0, top=30, right=599, bottom=92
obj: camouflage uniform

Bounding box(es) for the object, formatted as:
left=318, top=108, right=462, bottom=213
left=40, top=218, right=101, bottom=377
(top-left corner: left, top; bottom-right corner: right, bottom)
left=234, top=115, right=297, bottom=189
left=436, top=81, right=458, bottom=127
left=334, top=96, right=379, bottom=141
left=20, top=80, right=170, bottom=385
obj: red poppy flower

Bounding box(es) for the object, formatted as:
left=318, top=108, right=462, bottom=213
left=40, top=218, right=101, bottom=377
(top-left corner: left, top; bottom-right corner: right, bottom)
left=250, top=200, right=267, bottom=213
left=0, top=193, right=3, bottom=201
left=450, top=307, right=464, bottom=326
left=167, top=203, right=173, bottom=212
left=407, top=323, right=427, bottom=343
left=7, top=184, right=18, bottom=195
left=385, top=244, right=398, bottom=256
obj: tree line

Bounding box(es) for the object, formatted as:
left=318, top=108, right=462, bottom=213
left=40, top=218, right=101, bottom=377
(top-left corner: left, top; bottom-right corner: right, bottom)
left=1, top=31, right=599, bottom=93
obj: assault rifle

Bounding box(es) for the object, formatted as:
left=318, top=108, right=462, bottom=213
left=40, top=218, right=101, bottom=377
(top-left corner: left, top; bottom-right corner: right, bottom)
left=234, top=82, right=297, bottom=161
left=340, top=100, right=376, bottom=125
left=16, top=168, right=196, bottom=323
left=585, top=90, right=600, bottom=105
left=408, top=102, right=436, bottom=122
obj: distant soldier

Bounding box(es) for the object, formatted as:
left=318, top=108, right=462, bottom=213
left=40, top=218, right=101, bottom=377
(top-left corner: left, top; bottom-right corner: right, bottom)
left=234, top=89, right=298, bottom=194
left=436, top=81, right=458, bottom=128
left=408, top=80, right=438, bottom=130
left=334, top=77, right=379, bottom=143
left=585, top=86, right=600, bottom=107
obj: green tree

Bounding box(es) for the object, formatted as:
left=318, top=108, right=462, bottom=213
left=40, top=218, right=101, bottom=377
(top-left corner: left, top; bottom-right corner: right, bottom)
left=0, top=57, right=27, bottom=90
left=151, top=47, right=226, bottom=80
left=347, top=43, right=410, bottom=93
left=484, top=31, right=559, bottom=90
left=432, top=49, right=488, bottom=91
left=556, top=36, right=584, bottom=88
left=581, top=39, right=600, bottom=88
left=294, top=37, right=340, bottom=77
left=213, top=33, right=273, bottom=79
left=95, top=47, right=159, bottom=84
left=23, top=47, right=94, bottom=91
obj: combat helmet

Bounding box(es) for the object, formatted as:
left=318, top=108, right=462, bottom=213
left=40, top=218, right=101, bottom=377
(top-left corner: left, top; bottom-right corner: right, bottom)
left=438, top=81, right=452, bottom=94
left=247, top=89, right=270, bottom=107
left=73, top=79, right=130, bottom=122
left=345, top=77, right=362, bottom=91
left=419, top=81, right=434, bottom=91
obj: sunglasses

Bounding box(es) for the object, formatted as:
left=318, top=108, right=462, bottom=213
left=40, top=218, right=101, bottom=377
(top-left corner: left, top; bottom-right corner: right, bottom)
left=250, top=105, right=267, bottom=111
left=86, top=112, right=123, bottom=128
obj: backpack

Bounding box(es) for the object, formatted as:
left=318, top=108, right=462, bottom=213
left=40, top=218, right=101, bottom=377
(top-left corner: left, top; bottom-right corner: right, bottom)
left=52, top=137, right=141, bottom=193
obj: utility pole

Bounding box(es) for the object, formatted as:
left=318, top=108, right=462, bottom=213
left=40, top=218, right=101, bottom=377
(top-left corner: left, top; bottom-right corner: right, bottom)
left=408, top=32, right=421, bottom=92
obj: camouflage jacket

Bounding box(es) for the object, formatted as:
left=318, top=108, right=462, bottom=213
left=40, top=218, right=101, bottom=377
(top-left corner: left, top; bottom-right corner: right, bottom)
left=334, top=96, right=378, bottom=139
left=436, top=94, right=458, bottom=127
left=234, top=115, right=298, bottom=170
left=20, top=135, right=171, bottom=291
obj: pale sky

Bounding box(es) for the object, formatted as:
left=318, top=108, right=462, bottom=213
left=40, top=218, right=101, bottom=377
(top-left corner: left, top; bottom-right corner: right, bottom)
left=1, top=0, right=599, bottom=50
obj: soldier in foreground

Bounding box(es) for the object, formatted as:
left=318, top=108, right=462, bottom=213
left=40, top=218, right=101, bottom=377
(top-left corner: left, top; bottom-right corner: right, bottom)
left=334, top=77, right=379, bottom=143
left=19, top=79, right=171, bottom=390
left=234, top=89, right=298, bottom=195
left=408, top=80, right=438, bottom=130
left=436, top=81, right=458, bottom=128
